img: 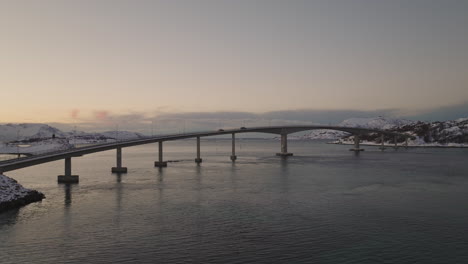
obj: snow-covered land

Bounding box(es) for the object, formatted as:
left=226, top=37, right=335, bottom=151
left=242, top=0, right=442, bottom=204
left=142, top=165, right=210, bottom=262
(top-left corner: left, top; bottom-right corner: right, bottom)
left=0, top=124, right=146, bottom=155
left=0, top=174, right=45, bottom=212
left=333, top=117, right=468, bottom=147
left=338, top=117, right=414, bottom=130
left=302, top=117, right=415, bottom=140
left=0, top=138, right=73, bottom=155
left=0, top=123, right=65, bottom=142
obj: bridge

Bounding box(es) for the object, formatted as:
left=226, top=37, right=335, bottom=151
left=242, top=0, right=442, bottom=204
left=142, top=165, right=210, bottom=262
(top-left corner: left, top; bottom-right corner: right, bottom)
left=0, top=125, right=412, bottom=183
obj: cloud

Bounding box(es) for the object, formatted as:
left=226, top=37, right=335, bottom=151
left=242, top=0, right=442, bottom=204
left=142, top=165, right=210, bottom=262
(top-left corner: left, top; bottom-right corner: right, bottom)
left=93, top=110, right=110, bottom=121
left=70, top=109, right=80, bottom=119
left=59, top=103, right=467, bottom=134
left=403, top=101, right=468, bottom=122
left=158, top=111, right=258, bottom=120
left=155, top=109, right=398, bottom=125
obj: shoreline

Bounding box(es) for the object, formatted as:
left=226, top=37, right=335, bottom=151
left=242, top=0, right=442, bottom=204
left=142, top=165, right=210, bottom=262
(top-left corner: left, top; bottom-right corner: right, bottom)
left=328, top=142, right=468, bottom=148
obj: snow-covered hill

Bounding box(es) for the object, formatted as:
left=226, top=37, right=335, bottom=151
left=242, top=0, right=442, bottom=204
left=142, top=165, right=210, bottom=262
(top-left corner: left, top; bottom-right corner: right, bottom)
left=0, top=123, right=65, bottom=142
left=338, top=117, right=414, bottom=130
left=0, top=124, right=146, bottom=155
left=336, top=117, right=468, bottom=146
left=302, top=129, right=348, bottom=140
left=0, top=124, right=145, bottom=142
left=302, top=117, right=415, bottom=140
left=395, top=118, right=468, bottom=145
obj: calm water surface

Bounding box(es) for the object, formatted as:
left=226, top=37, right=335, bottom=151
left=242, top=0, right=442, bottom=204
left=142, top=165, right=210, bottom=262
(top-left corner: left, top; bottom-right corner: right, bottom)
left=1, top=139, right=468, bottom=263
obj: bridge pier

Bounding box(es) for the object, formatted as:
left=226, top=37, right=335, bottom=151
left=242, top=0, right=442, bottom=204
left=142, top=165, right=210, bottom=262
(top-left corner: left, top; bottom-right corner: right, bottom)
left=195, top=137, right=202, bottom=163
left=58, top=157, right=79, bottom=183
left=380, top=134, right=386, bottom=150
left=154, top=141, right=167, bottom=167
left=394, top=135, right=398, bottom=149
left=230, top=133, right=237, bottom=161
left=349, top=135, right=364, bottom=151
left=276, top=134, right=293, bottom=157
left=112, top=147, right=127, bottom=173
left=405, top=138, right=408, bottom=148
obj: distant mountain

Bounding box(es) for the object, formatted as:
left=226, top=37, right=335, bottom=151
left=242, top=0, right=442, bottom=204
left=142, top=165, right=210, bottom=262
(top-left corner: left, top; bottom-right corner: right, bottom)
left=0, top=124, right=145, bottom=157
left=338, top=117, right=414, bottom=130
left=0, top=124, right=147, bottom=155
left=336, top=117, right=468, bottom=146
left=0, top=123, right=146, bottom=143
left=302, top=117, right=415, bottom=140
left=392, top=118, right=468, bottom=145
left=0, top=123, right=65, bottom=142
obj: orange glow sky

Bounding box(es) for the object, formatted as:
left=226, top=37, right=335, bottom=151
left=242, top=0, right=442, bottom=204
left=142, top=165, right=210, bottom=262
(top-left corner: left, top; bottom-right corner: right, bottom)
left=1, top=0, right=467, bottom=124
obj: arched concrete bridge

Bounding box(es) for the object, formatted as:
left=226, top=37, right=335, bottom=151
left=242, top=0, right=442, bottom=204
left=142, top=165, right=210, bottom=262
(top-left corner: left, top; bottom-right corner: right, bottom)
left=0, top=125, right=412, bottom=183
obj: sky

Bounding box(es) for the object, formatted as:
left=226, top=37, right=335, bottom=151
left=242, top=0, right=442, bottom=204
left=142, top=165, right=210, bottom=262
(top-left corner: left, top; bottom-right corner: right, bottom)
left=0, top=0, right=467, bottom=130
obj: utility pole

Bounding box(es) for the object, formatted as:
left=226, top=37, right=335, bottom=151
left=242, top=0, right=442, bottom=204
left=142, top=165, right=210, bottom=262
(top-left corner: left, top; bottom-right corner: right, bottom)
left=16, top=129, right=20, bottom=158
left=116, top=124, right=119, bottom=142
left=73, top=125, right=77, bottom=147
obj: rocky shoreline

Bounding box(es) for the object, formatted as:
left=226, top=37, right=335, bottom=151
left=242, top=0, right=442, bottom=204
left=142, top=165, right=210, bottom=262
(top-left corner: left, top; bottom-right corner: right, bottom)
left=0, top=174, right=45, bottom=213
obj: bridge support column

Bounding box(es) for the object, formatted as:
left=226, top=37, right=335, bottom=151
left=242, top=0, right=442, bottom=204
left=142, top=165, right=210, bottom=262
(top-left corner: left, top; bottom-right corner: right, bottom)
left=380, top=134, right=386, bottom=150
left=405, top=138, right=408, bottom=148
left=394, top=135, right=398, bottom=149
left=112, top=147, right=127, bottom=173
left=58, top=157, right=79, bottom=183
left=195, top=137, right=202, bottom=163
left=276, top=134, right=293, bottom=157
left=349, top=135, right=364, bottom=151
left=230, top=133, right=237, bottom=161
left=154, top=141, right=167, bottom=167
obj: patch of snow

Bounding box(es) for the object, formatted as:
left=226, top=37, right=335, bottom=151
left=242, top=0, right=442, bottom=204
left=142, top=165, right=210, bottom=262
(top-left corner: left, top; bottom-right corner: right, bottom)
left=0, top=174, right=35, bottom=203
left=441, top=126, right=462, bottom=136
left=0, top=138, right=72, bottom=155
left=303, top=129, right=348, bottom=140
left=338, top=117, right=414, bottom=130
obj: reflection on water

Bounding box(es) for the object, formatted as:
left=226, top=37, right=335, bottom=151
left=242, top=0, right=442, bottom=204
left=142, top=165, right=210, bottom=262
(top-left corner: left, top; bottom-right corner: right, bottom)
left=1, top=140, right=468, bottom=263
left=63, top=184, right=72, bottom=207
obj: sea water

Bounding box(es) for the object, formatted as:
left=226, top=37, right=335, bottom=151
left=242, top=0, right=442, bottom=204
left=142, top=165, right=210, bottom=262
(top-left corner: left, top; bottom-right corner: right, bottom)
left=1, top=139, right=468, bottom=263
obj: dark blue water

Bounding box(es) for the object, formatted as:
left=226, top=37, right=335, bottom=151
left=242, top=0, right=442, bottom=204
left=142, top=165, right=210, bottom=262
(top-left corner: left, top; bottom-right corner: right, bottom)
left=1, top=139, right=468, bottom=263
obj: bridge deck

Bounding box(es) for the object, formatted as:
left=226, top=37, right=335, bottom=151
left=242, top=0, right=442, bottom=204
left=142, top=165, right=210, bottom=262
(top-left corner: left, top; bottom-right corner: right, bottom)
left=0, top=125, right=410, bottom=173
